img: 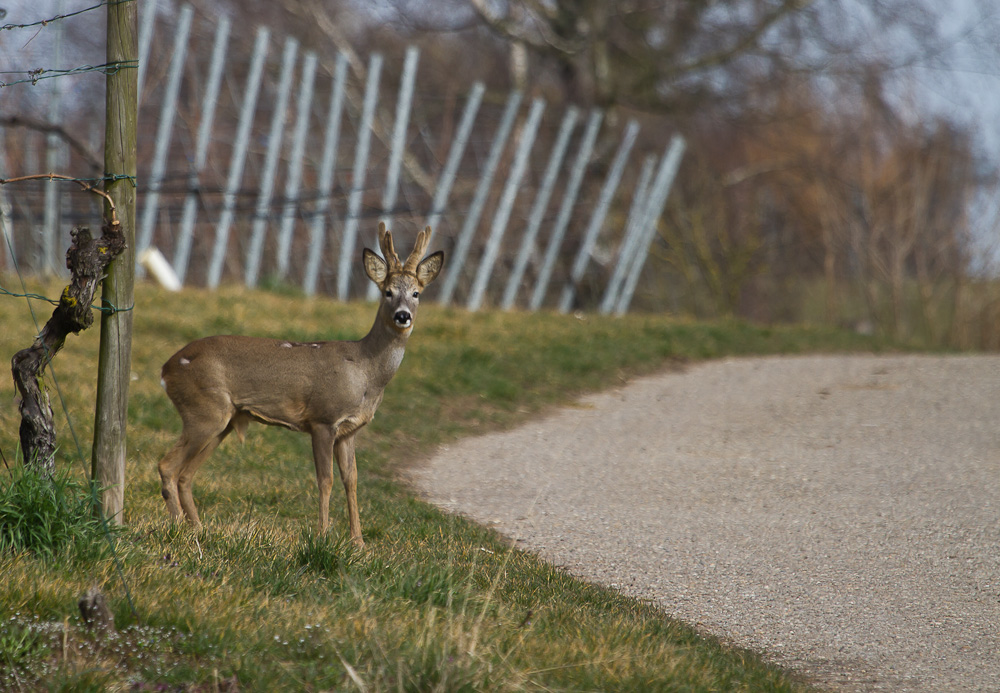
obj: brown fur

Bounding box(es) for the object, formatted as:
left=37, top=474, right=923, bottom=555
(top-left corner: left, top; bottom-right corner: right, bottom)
left=157, top=223, right=443, bottom=547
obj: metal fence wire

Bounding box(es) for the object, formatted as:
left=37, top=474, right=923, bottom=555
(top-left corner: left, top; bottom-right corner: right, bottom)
left=1, top=2, right=684, bottom=315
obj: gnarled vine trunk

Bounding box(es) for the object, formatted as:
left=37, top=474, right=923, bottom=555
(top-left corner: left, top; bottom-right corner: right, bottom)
left=10, top=222, right=126, bottom=474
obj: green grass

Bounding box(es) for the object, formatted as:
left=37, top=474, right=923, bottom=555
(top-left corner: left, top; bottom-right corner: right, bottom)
left=0, top=465, right=115, bottom=562
left=0, top=280, right=908, bottom=691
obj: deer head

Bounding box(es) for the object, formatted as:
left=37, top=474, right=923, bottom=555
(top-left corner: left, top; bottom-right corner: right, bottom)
left=363, top=222, right=443, bottom=332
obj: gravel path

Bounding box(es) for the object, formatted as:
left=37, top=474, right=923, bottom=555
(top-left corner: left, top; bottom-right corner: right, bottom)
left=406, top=355, right=1000, bottom=692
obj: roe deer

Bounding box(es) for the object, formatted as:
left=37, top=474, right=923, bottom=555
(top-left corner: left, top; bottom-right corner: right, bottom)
left=157, top=223, right=443, bottom=547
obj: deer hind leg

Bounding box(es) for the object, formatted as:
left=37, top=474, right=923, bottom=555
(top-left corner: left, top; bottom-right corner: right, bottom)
left=158, top=402, right=233, bottom=529
left=175, top=427, right=229, bottom=529
left=333, top=433, right=364, bottom=548
left=158, top=439, right=191, bottom=522
left=310, top=426, right=335, bottom=534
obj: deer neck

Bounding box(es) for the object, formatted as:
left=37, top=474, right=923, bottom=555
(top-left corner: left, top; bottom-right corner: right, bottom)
left=358, top=310, right=410, bottom=388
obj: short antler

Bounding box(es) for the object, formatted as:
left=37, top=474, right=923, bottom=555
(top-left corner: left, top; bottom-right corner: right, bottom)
left=378, top=222, right=403, bottom=273
left=402, top=226, right=433, bottom=274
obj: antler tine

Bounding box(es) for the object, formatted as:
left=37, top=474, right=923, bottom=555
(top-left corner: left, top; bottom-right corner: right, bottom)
left=402, top=226, right=433, bottom=273
left=377, top=222, right=403, bottom=271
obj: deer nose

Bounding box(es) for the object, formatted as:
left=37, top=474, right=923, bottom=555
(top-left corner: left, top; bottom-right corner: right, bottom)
left=393, top=310, right=412, bottom=328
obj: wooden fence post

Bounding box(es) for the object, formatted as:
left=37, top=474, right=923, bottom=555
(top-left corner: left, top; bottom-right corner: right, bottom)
left=91, top=0, right=137, bottom=524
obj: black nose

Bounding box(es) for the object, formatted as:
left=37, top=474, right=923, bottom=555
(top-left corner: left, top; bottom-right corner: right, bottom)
left=394, top=310, right=412, bottom=327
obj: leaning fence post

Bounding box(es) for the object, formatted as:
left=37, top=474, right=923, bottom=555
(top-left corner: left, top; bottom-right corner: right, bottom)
left=303, top=53, right=349, bottom=296
left=136, top=0, right=157, bottom=101
left=438, top=89, right=523, bottom=305
left=43, top=0, right=67, bottom=276
left=136, top=3, right=193, bottom=270
left=425, top=82, right=485, bottom=234
left=276, top=50, right=318, bottom=281
left=207, top=27, right=270, bottom=289
left=367, top=45, right=420, bottom=301
left=174, top=14, right=230, bottom=285
left=558, top=119, right=639, bottom=313
left=381, top=45, right=419, bottom=230
left=616, top=134, right=686, bottom=315
left=529, top=108, right=603, bottom=310
left=600, top=154, right=654, bottom=314
left=502, top=105, right=579, bottom=309
left=0, top=139, right=14, bottom=269
left=337, top=52, right=383, bottom=301
left=467, top=97, right=545, bottom=311
left=245, top=37, right=299, bottom=287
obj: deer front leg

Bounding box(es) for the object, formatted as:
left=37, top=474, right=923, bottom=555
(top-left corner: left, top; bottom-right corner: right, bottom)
left=333, top=433, right=364, bottom=548
left=310, top=426, right=335, bottom=533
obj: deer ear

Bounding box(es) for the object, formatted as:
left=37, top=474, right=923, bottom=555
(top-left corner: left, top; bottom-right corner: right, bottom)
left=363, top=248, right=388, bottom=285
left=416, top=251, right=444, bottom=286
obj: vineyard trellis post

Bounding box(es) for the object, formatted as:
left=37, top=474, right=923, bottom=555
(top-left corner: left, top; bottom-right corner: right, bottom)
left=0, top=138, right=13, bottom=268
left=438, top=89, right=523, bottom=304
left=3, top=4, right=688, bottom=316
left=136, top=3, right=192, bottom=273
left=175, top=14, right=231, bottom=285
left=530, top=108, right=603, bottom=310
left=558, top=119, right=640, bottom=313
left=246, top=36, right=299, bottom=287
left=502, top=105, right=580, bottom=309
left=615, top=134, right=686, bottom=315
left=367, top=45, right=419, bottom=301
left=337, top=51, right=383, bottom=301
left=467, top=97, right=546, bottom=311
left=275, top=51, right=318, bottom=281
left=600, top=153, right=655, bottom=314
left=43, top=0, right=68, bottom=276
left=92, top=0, right=138, bottom=524
left=208, top=26, right=270, bottom=289
left=303, top=52, right=349, bottom=296
left=425, top=81, right=485, bottom=235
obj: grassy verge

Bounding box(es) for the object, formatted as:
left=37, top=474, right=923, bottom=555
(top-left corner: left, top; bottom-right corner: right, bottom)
left=0, top=281, right=905, bottom=691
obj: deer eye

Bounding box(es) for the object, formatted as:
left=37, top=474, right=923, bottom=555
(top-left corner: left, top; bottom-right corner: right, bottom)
left=384, top=289, right=393, bottom=298
left=412, top=290, right=420, bottom=299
